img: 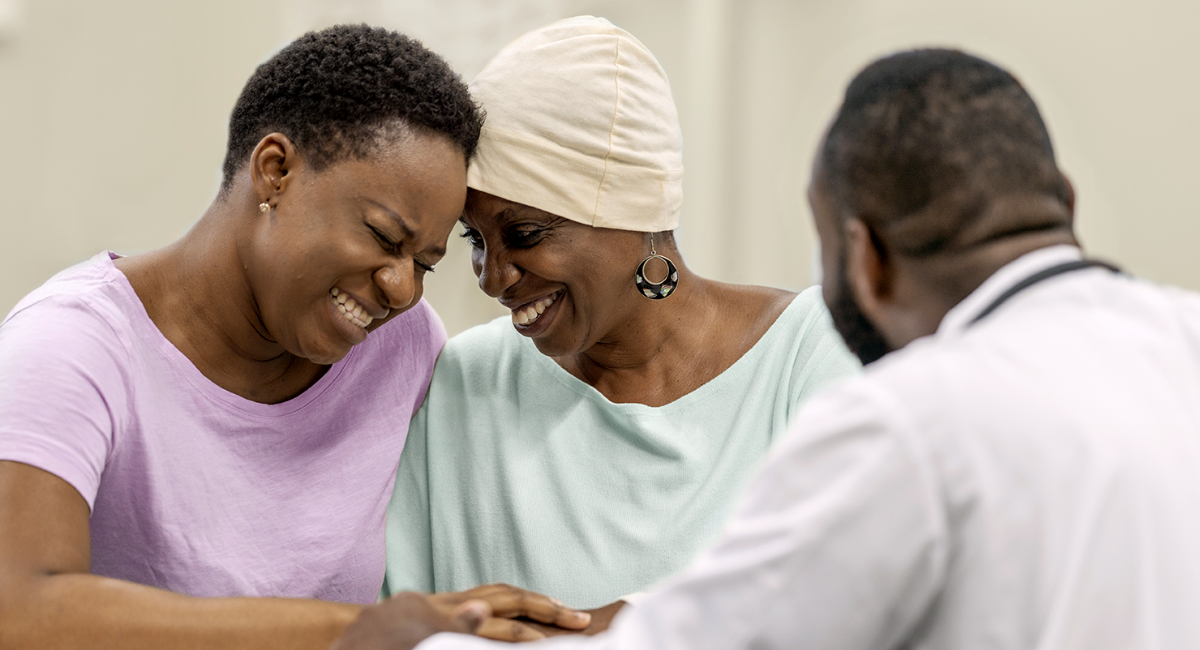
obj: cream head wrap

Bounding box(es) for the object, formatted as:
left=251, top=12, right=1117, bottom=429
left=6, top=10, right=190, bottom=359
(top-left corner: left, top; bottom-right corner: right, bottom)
left=466, top=16, right=683, bottom=232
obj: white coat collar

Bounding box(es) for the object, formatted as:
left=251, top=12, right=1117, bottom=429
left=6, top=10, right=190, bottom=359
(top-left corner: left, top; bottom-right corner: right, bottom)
left=936, top=244, right=1083, bottom=337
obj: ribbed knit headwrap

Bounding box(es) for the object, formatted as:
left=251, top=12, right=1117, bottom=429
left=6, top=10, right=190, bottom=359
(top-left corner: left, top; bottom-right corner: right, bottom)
left=467, top=16, right=684, bottom=232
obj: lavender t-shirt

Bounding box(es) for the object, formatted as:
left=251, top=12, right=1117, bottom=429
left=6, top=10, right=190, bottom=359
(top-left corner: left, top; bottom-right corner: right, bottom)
left=0, top=252, right=445, bottom=604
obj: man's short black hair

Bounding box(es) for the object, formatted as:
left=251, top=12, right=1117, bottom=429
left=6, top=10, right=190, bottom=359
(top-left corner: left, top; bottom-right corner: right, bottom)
left=220, top=24, right=483, bottom=192
left=820, top=49, right=1070, bottom=258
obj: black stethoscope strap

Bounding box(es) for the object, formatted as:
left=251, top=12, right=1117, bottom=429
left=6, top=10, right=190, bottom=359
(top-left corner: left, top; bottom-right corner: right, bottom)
left=968, top=259, right=1122, bottom=326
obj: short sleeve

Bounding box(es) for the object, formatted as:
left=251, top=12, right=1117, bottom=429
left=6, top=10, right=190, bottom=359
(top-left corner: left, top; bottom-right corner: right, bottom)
left=786, top=289, right=861, bottom=419
left=0, top=296, right=129, bottom=509
left=383, top=399, right=436, bottom=595
left=374, top=299, right=447, bottom=596
left=406, top=299, right=449, bottom=417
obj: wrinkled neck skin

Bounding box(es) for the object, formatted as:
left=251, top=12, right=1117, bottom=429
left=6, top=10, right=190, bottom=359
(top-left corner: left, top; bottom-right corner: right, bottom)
left=555, top=251, right=728, bottom=404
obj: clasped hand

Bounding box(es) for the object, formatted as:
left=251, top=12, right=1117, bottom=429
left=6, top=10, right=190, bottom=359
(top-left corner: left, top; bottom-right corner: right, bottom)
left=330, top=584, right=593, bottom=650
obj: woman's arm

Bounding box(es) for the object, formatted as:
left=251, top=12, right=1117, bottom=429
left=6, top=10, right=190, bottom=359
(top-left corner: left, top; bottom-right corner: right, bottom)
left=0, top=462, right=591, bottom=649
left=0, top=461, right=362, bottom=650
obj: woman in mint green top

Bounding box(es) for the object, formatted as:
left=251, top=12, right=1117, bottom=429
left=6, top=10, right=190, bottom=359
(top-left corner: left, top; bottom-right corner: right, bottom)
left=386, top=288, right=856, bottom=609
left=383, top=16, right=860, bottom=610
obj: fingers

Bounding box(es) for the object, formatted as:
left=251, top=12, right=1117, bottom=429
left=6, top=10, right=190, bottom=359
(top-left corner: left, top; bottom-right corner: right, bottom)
left=448, top=584, right=592, bottom=630
left=474, top=617, right=548, bottom=643
left=450, top=600, right=491, bottom=635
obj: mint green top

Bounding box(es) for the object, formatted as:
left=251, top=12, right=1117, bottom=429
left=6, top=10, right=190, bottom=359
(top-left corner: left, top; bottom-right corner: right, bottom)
left=383, top=287, right=860, bottom=608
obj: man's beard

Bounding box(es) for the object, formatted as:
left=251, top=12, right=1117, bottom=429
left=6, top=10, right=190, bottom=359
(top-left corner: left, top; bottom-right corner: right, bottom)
left=827, top=256, right=893, bottom=366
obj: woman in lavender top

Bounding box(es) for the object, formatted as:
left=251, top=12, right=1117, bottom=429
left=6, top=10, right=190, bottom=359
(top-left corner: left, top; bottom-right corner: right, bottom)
left=0, top=24, right=584, bottom=650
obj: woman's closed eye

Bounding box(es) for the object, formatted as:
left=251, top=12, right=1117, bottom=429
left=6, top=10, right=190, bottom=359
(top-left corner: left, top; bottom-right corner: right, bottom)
left=369, top=224, right=402, bottom=255
left=370, top=224, right=434, bottom=272
left=505, top=225, right=547, bottom=248
left=460, top=225, right=484, bottom=249
left=459, top=223, right=550, bottom=250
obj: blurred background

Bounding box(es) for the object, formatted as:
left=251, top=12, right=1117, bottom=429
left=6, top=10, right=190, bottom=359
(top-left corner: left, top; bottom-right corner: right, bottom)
left=1, top=0, right=1197, bottom=336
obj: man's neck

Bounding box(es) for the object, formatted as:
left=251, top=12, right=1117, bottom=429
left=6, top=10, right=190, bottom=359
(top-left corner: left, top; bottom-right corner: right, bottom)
left=890, top=230, right=1080, bottom=350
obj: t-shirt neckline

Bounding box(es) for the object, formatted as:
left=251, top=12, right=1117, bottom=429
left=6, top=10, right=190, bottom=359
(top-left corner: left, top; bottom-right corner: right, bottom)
left=99, top=251, right=354, bottom=417
left=524, top=292, right=805, bottom=412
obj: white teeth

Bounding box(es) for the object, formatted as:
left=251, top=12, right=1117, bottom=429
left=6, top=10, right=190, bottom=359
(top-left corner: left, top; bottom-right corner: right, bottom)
left=510, top=292, right=560, bottom=327
left=330, top=288, right=371, bottom=330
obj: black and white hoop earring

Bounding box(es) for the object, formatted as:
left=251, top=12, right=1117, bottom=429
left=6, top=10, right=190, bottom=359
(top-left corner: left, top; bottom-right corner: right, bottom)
left=634, top=234, right=679, bottom=300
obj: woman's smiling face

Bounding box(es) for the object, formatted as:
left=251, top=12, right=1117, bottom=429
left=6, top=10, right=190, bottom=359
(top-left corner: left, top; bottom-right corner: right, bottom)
left=459, top=189, right=648, bottom=358
left=246, top=131, right=467, bottom=365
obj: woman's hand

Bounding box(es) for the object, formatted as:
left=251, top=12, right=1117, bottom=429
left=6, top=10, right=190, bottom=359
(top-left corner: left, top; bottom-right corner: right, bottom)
left=428, top=584, right=592, bottom=642
left=508, top=600, right=626, bottom=638
left=330, top=593, right=489, bottom=650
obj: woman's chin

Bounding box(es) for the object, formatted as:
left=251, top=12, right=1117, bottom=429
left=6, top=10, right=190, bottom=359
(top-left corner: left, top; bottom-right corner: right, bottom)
left=297, top=328, right=355, bottom=365
left=306, top=348, right=350, bottom=366
left=528, top=327, right=584, bottom=359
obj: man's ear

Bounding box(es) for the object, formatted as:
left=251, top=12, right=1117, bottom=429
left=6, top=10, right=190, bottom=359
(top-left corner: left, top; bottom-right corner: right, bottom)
left=250, top=133, right=300, bottom=208
left=843, top=217, right=893, bottom=318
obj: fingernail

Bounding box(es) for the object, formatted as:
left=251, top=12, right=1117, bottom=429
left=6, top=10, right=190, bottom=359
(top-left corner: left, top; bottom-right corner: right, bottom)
left=575, top=611, right=592, bottom=624
left=550, top=598, right=566, bottom=607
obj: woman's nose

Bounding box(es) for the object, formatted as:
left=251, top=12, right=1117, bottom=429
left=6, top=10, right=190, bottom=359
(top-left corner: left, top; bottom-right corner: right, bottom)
left=375, top=260, right=417, bottom=311
left=475, top=245, right=520, bottom=299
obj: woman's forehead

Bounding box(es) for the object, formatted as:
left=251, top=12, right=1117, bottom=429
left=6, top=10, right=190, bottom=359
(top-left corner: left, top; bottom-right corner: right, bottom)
left=465, top=191, right=559, bottom=224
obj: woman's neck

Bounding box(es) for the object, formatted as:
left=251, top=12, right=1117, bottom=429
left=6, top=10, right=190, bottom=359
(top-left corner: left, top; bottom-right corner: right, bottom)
left=558, top=260, right=727, bottom=406
left=116, top=200, right=324, bottom=403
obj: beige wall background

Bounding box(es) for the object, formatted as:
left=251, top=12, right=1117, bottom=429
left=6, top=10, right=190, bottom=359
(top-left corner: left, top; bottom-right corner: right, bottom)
left=1, top=0, right=1197, bottom=337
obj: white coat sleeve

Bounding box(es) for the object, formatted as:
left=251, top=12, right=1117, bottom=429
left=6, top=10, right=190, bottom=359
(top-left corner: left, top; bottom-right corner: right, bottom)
left=418, top=380, right=948, bottom=650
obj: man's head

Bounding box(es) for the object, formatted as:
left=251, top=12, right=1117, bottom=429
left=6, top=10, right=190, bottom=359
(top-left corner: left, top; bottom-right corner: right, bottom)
left=811, top=48, right=1079, bottom=364
left=220, top=23, right=483, bottom=192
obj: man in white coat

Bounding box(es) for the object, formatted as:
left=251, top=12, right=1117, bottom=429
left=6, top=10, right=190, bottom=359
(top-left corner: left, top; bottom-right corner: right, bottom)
left=331, top=48, right=1200, bottom=650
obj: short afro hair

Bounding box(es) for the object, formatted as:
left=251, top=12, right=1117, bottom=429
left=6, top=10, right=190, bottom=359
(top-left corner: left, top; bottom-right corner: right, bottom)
left=220, top=24, right=483, bottom=191
left=821, top=49, right=1070, bottom=258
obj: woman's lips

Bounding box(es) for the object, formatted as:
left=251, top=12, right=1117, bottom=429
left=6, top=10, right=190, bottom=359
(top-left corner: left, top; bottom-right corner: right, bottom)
left=327, top=287, right=372, bottom=346
left=331, top=287, right=373, bottom=329
left=511, top=290, right=562, bottom=326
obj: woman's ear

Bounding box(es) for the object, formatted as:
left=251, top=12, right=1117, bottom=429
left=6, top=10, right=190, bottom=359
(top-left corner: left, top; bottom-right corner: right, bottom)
left=842, top=217, right=894, bottom=322
left=250, top=133, right=299, bottom=207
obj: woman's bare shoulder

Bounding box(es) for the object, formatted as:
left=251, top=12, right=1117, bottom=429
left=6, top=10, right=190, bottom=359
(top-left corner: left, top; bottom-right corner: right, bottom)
left=704, top=282, right=799, bottom=352
left=718, top=282, right=797, bottom=323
